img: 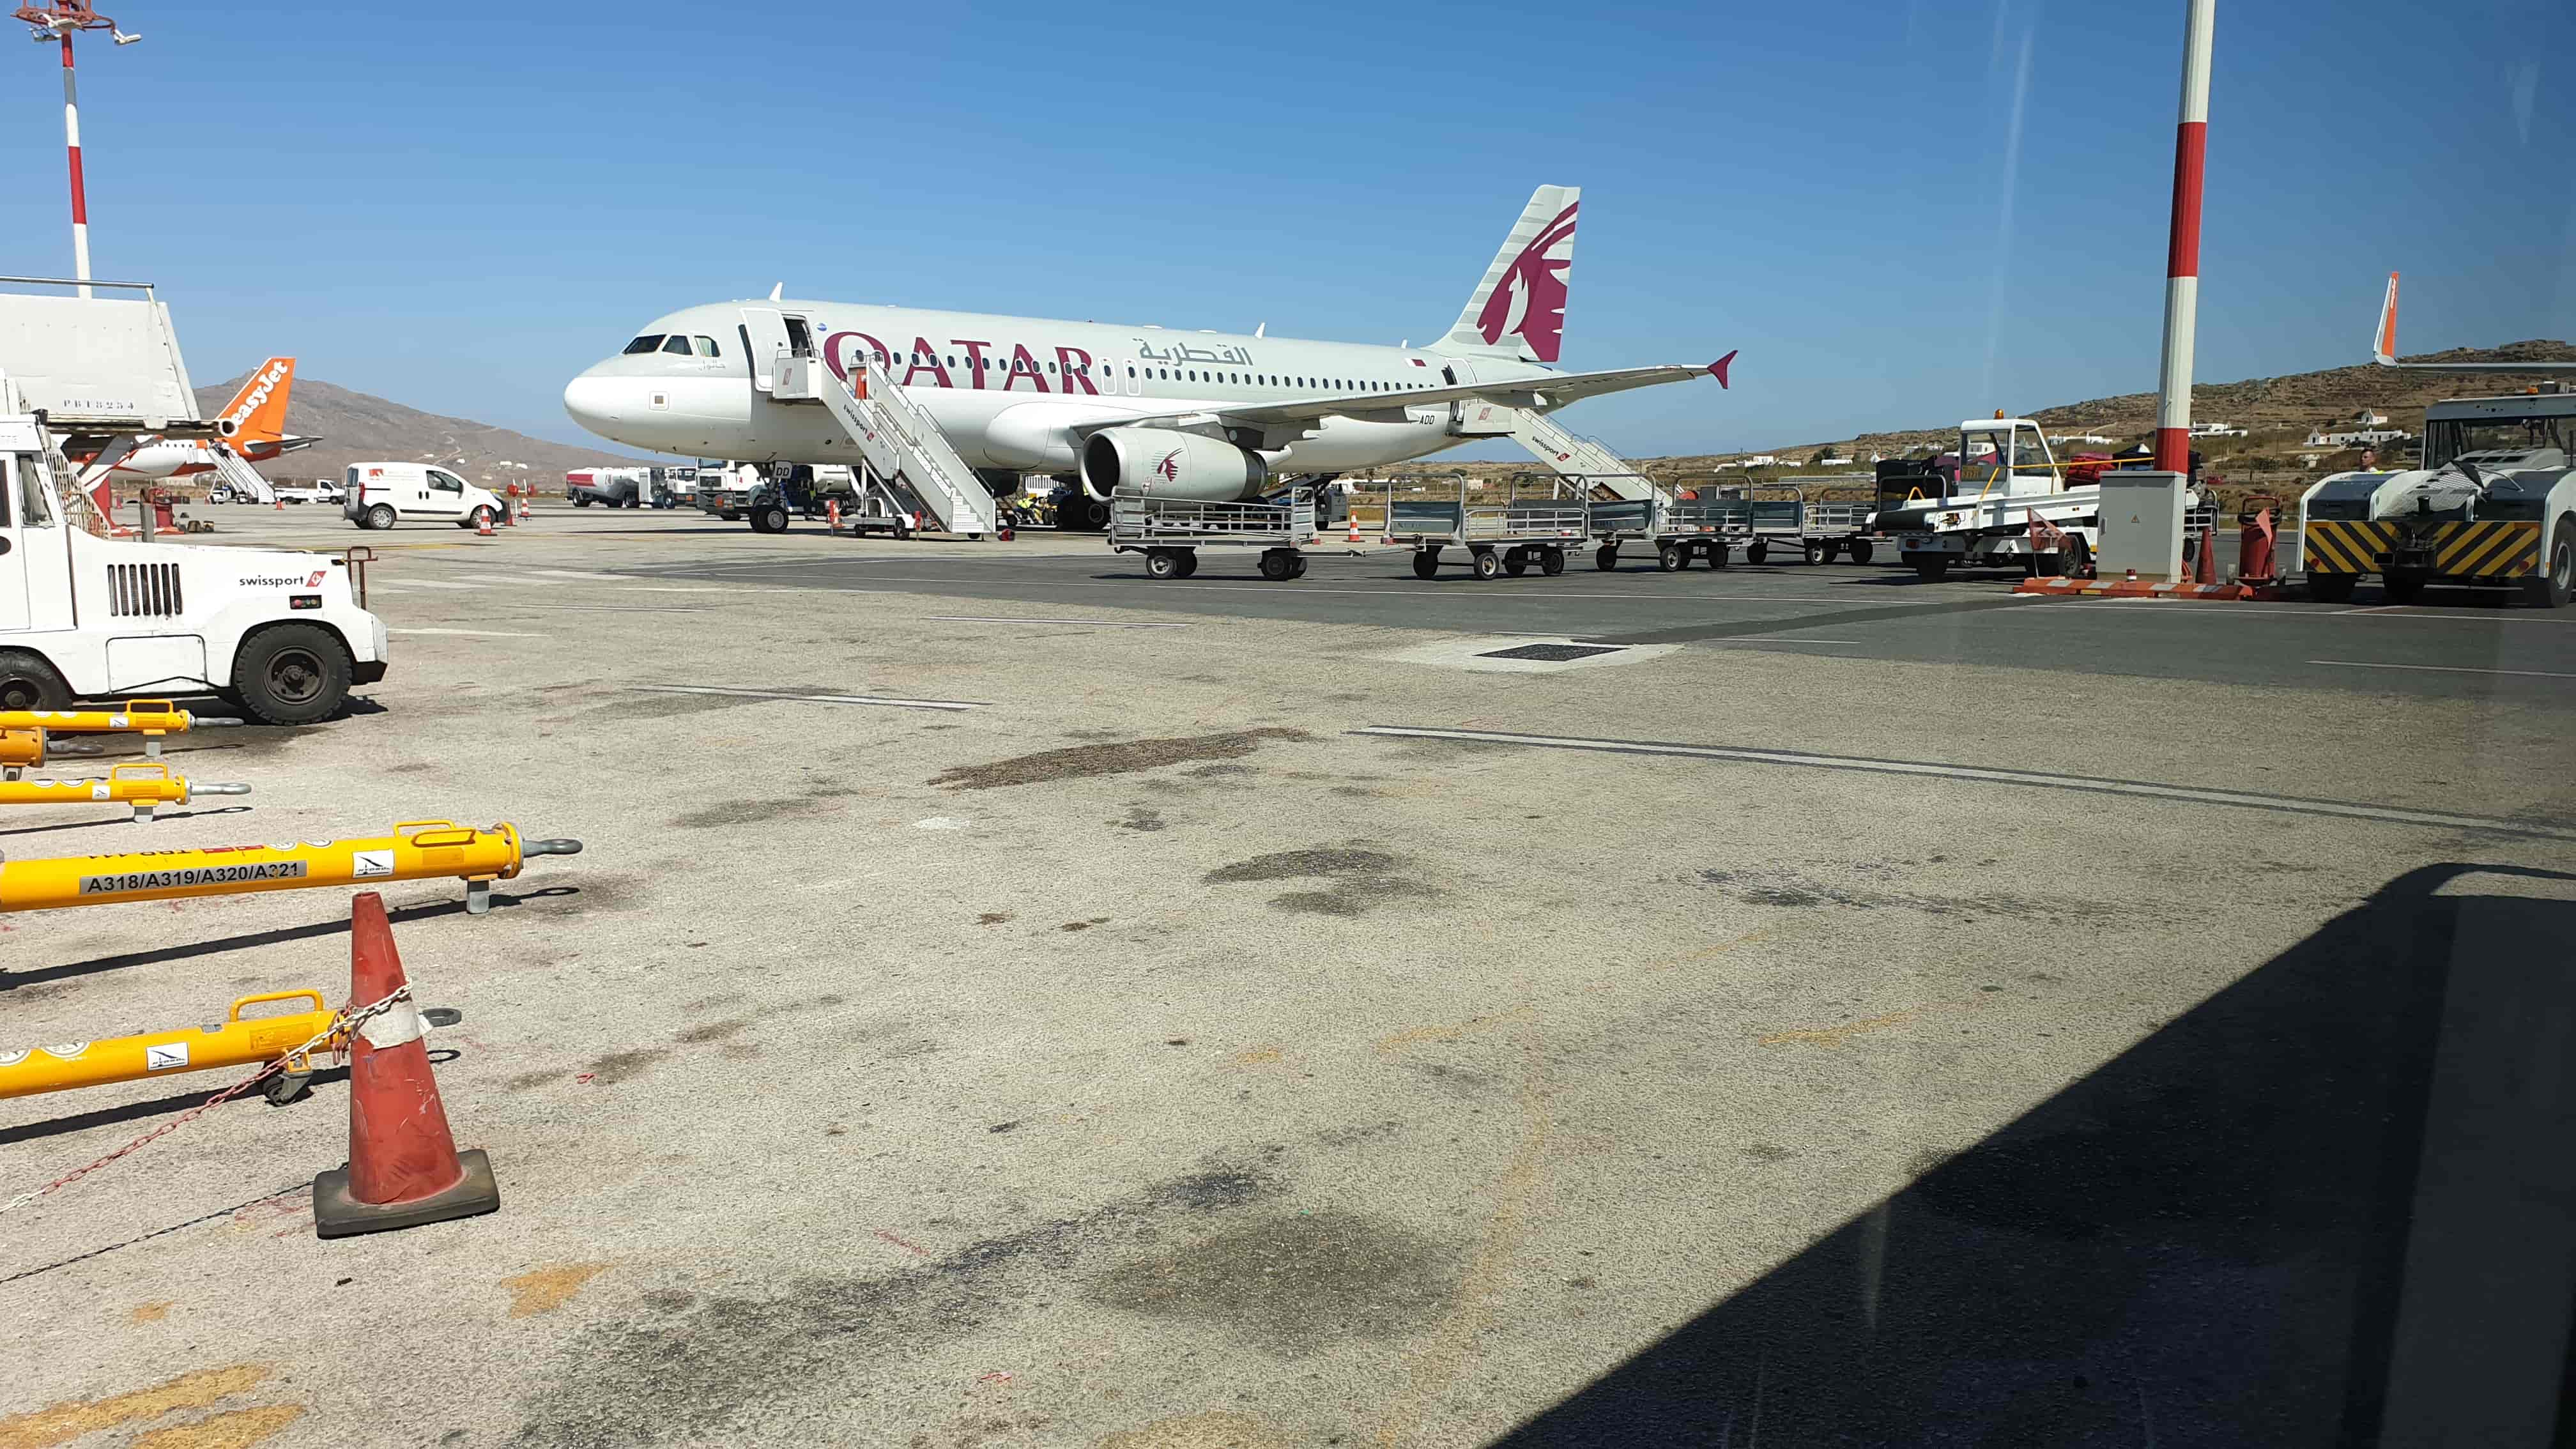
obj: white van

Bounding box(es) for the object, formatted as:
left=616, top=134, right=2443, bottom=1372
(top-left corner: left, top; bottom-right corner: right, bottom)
left=341, top=463, right=507, bottom=531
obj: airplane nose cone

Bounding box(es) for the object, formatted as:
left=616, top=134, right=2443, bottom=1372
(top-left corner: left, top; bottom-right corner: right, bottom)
left=562, top=372, right=630, bottom=434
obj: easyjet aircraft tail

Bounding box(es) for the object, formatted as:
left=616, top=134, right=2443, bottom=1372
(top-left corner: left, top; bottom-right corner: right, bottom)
left=215, top=356, right=298, bottom=443
left=1434, top=185, right=1579, bottom=365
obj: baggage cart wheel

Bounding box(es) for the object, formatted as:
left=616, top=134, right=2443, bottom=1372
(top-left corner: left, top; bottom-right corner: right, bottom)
left=1259, top=549, right=1298, bottom=581
left=1821, top=540, right=1844, bottom=563
left=1706, top=542, right=1729, bottom=569
left=1174, top=550, right=1199, bottom=578
left=1657, top=543, right=1685, bottom=572
left=1595, top=545, right=1620, bottom=572
left=1471, top=548, right=1502, bottom=581
left=1146, top=548, right=1182, bottom=579
left=1848, top=539, right=1874, bottom=565
left=1504, top=549, right=1528, bottom=576
left=2061, top=534, right=2091, bottom=580
left=1910, top=555, right=1949, bottom=581
left=1411, top=551, right=1440, bottom=579
left=1288, top=553, right=1308, bottom=579
left=1540, top=548, right=1566, bottom=576
left=1802, top=541, right=1825, bottom=565
left=1746, top=540, right=1769, bottom=565
left=2307, top=572, right=2358, bottom=603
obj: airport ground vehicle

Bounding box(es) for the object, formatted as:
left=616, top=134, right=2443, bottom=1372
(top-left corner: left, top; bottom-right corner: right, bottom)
left=1878, top=420, right=2202, bottom=580
left=1109, top=490, right=1314, bottom=580
left=2298, top=388, right=2576, bottom=608
left=0, top=362, right=387, bottom=723
left=1588, top=493, right=1746, bottom=571
left=274, top=480, right=343, bottom=505
left=566, top=466, right=646, bottom=507
left=1390, top=480, right=1591, bottom=579
left=342, top=463, right=507, bottom=530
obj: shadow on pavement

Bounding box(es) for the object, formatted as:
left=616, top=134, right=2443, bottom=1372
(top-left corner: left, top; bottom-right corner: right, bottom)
left=1496, top=862, right=2576, bottom=1448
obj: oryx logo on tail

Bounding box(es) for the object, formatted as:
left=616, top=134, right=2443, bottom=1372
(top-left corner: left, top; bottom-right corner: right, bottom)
left=1439, top=185, right=1581, bottom=364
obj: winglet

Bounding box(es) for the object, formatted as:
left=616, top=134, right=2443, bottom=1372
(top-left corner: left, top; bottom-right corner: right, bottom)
left=2372, top=273, right=2399, bottom=365
left=1709, top=350, right=1737, bottom=390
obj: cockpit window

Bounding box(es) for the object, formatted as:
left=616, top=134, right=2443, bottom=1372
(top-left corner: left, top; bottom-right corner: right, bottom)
left=693, top=336, right=720, bottom=358
left=660, top=335, right=694, bottom=356
left=622, top=335, right=666, bottom=355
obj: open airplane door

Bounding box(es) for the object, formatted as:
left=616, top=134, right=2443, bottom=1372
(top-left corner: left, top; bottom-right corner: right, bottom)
left=739, top=307, right=795, bottom=394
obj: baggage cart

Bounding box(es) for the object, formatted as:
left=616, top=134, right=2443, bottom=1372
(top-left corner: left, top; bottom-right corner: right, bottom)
left=1108, top=490, right=1315, bottom=581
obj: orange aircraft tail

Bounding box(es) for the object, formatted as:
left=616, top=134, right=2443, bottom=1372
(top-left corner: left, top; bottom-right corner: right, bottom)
left=215, top=356, right=297, bottom=444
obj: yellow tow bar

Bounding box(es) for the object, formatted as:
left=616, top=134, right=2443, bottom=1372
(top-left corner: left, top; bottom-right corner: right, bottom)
left=0, top=820, right=584, bottom=916
left=0, top=990, right=463, bottom=1106
left=0, top=763, right=250, bottom=822
left=0, top=700, right=240, bottom=779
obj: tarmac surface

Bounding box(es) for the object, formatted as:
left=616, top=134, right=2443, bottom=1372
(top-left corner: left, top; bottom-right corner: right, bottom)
left=3, top=505, right=2571, bottom=1448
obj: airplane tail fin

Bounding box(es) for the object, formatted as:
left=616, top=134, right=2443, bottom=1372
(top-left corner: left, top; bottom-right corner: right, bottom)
left=1434, top=185, right=1579, bottom=364
left=2372, top=273, right=2400, bottom=366
left=216, top=356, right=297, bottom=443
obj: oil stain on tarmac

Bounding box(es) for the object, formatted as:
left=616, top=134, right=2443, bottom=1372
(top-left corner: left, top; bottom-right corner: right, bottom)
left=513, top=1163, right=1307, bottom=1445
left=1084, top=1209, right=1462, bottom=1357
left=932, top=728, right=1312, bottom=792
left=1201, top=845, right=1442, bottom=917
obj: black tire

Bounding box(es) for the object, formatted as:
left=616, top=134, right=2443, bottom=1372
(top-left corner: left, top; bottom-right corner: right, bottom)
left=1259, top=549, right=1296, bottom=581
left=1657, top=543, right=1685, bottom=572
left=1411, top=551, right=1439, bottom=579
left=1174, top=551, right=1199, bottom=578
left=1746, top=540, right=1770, bottom=565
left=1704, top=542, right=1728, bottom=569
left=1504, top=550, right=1528, bottom=576
left=2524, top=514, right=2575, bottom=608
left=0, top=649, right=72, bottom=712
left=365, top=503, right=395, bottom=531
left=1821, top=540, right=1844, bottom=563
left=1595, top=545, right=1620, bottom=572
left=755, top=504, right=791, bottom=534
left=573, top=495, right=592, bottom=508
left=1540, top=548, right=1566, bottom=576
left=1289, top=553, right=1309, bottom=579
left=1911, top=556, right=1950, bottom=581
left=1802, top=541, right=1825, bottom=565
left=1849, top=539, right=1874, bottom=565
left=1146, top=548, right=1180, bottom=579
left=2382, top=570, right=2428, bottom=605
left=232, top=624, right=352, bottom=726
left=2062, top=535, right=2092, bottom=580
left=2307, top=572, right=2358, bottom=604
left=891, top=517, right=913, bottom=540
left=1471, top=549, right=1501, bottom=581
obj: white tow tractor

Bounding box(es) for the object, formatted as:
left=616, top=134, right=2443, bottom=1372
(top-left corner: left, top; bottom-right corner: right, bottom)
left=2298, top=390, right=2576, bottom=608
left=1878, top=418, right=2206, bottom=581
left=0, top=280, right=387, bottom=723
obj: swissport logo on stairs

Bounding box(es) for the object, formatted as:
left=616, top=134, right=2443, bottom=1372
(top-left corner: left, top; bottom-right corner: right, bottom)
left=1478, top=202, right=1576, bottom=363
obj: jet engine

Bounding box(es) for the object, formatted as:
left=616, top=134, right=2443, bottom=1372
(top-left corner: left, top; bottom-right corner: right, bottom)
left=1080, top=429, right=1269, bottom=503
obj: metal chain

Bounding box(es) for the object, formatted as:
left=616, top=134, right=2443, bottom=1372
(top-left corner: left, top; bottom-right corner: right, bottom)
left=0, top=986, right=412, bottom=1218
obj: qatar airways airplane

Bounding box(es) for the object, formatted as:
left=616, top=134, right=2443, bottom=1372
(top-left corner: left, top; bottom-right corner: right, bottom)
left=562, top=185, right=1732, bottom=527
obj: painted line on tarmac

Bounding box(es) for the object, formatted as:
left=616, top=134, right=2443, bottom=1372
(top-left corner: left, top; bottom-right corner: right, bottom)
left=2308, top=659, right=2576, bottom=680
left=921, top=615, right=1188, bottom=628
left=378, top=578, right=489, bottom=590
left=1586, top=597, right=2035, bottom=645
left=392, top=627, right=540, bottom=638
left=629, top=684, right=985, bottom=712
left=1351, top=724, right=2576, bottom=840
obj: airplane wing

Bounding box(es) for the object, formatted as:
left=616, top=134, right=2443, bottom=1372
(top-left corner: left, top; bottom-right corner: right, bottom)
left=1068, top=353, right=1734, bottom=440
left=2371, top=273, right=2576, bottom=374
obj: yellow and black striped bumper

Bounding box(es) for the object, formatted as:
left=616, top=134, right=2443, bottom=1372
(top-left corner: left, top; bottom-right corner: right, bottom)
left=2304, top=519, right=2542, bottom=579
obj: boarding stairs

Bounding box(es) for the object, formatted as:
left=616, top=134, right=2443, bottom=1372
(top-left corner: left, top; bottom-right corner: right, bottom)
left=1450, top=400, right=1662, bottom=503
left=208, top=446, right=274, bottom=503
left=770, top=351, right=997, bottom=537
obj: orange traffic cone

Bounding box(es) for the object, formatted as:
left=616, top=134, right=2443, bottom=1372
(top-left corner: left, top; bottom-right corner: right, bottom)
left=827, top=498, right=841, bottom=535
left=312, top=892, right=501, bottom=1238
left=475, top=510, right=495, bottom=537
left=2192, top=526, right=2218, bottom=585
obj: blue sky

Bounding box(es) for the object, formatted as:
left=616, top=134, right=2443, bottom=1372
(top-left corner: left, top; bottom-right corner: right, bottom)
left=4, top=0, right=2568, bottom=459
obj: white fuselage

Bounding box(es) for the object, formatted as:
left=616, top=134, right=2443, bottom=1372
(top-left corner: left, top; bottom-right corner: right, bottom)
left=564, top=300, right=1560, bottom=479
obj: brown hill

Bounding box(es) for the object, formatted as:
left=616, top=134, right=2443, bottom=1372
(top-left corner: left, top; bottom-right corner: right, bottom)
left=192, top=373, right=647, bottom=487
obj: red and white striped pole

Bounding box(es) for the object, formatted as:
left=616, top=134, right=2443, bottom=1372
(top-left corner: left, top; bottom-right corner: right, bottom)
left=60, top=27, right=91, bottom=299
left=2151, top=0, right=2218, bottom=475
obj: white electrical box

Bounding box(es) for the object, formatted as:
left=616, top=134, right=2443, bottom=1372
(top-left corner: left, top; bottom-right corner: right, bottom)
left=2096, top=470, right=2186, bottom=581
